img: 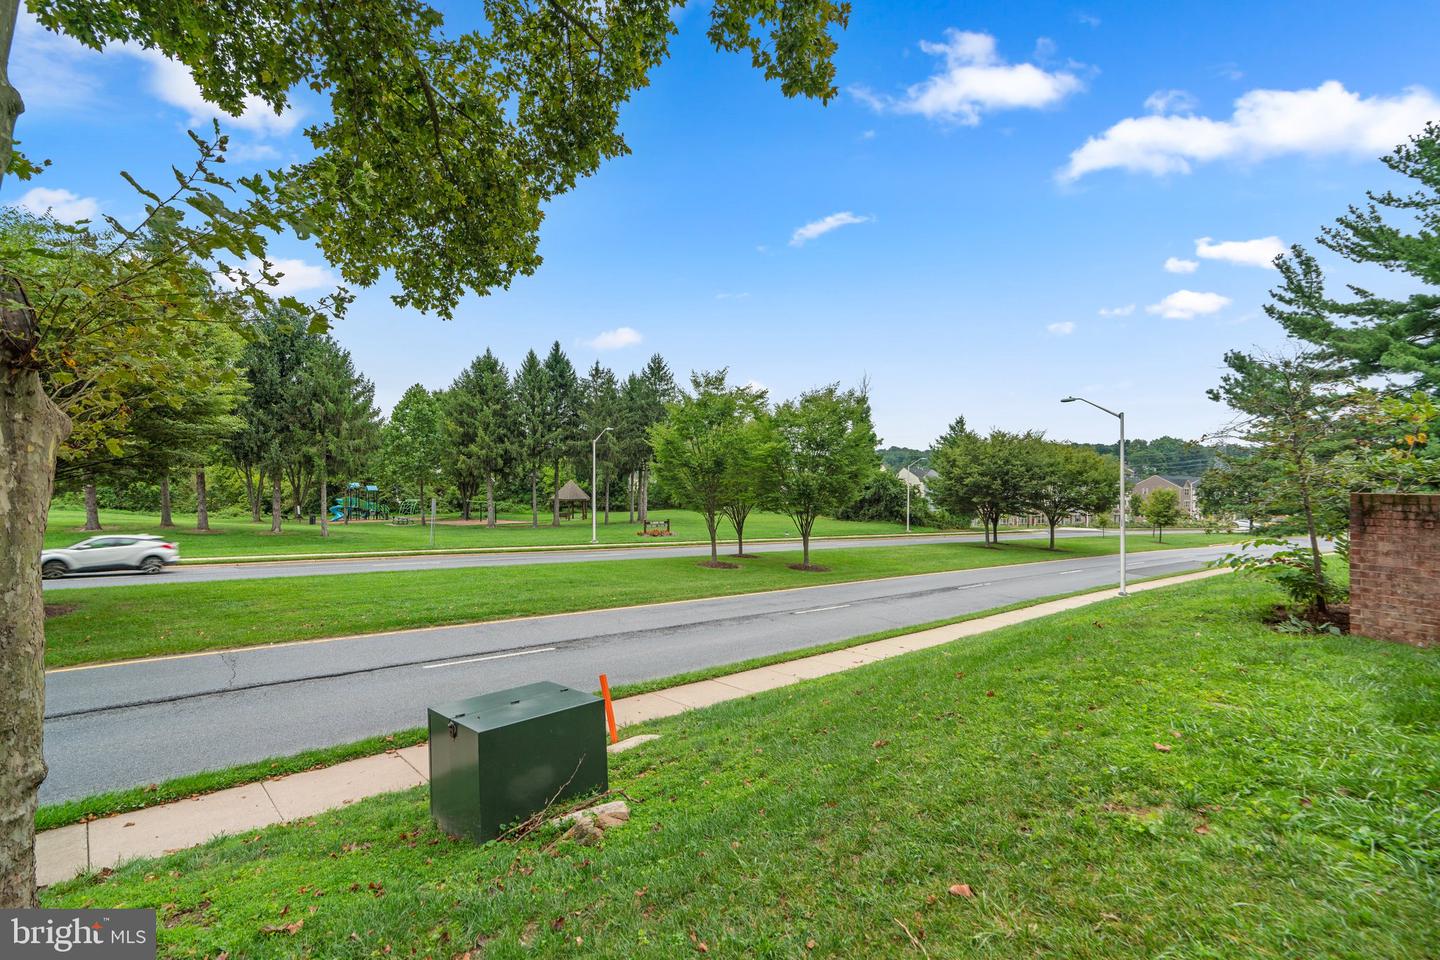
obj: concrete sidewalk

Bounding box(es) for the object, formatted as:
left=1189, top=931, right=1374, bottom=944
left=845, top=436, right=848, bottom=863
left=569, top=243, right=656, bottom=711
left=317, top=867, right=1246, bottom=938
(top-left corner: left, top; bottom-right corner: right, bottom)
left=36, top=567, right=1228, bottom=886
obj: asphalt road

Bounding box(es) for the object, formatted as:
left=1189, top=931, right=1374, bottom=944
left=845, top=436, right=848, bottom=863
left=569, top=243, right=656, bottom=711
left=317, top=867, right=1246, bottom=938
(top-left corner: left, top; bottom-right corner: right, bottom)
left=42, top=528, right=1128, bottom=590
left=41, top=542, right=1238, bottom=803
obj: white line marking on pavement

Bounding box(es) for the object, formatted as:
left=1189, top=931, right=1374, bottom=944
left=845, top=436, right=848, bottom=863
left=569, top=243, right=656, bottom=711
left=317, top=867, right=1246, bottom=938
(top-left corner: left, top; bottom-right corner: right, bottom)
left=791, top=604, right=852, bottom=615
left=956, top=582, right=993, bottom=590
left=1058, top=569, right=1086, bottom=574
left=422, top=647, right=557, bottom=670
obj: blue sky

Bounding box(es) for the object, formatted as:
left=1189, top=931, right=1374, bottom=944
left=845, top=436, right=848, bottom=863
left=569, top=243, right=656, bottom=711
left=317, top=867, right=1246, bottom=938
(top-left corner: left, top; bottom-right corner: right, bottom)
left=10, top=1, right=1440, bottom=447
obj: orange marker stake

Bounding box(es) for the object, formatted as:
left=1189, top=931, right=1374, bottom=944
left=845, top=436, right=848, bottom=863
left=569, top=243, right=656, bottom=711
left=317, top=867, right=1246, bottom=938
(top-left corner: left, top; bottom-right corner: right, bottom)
left=599, top=673, right=618, bottom=744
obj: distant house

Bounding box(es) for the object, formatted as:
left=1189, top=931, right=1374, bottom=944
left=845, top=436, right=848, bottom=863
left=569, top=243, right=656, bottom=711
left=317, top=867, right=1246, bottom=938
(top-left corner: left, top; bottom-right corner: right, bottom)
left=896, top=464, right=939, bottom=500
left=1130, top=474, right=1202, bottom=519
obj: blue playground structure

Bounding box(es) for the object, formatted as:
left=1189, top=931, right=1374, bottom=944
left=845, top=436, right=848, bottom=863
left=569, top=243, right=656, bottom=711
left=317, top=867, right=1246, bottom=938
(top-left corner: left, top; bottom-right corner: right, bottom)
left=330, top=483, right=389, bottom=521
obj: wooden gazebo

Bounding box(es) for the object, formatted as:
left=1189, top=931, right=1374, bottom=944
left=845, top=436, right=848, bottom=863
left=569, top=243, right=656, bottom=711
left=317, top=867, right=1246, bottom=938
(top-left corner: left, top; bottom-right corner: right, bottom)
left=555, top=479, right=591, bottom=520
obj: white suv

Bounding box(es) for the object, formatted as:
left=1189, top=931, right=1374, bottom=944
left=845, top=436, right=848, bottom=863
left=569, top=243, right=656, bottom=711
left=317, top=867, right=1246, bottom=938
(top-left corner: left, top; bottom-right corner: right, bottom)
left=41, top=535, right=180, bottom=579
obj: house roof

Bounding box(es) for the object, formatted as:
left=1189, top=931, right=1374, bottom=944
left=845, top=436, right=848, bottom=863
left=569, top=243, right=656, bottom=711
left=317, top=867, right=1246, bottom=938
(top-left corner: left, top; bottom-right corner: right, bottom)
left=1136, top=474, right=1201, bottom=488
left=898, top=465, right=938, bottom=480
left=555, top=479, right=590, bottom=502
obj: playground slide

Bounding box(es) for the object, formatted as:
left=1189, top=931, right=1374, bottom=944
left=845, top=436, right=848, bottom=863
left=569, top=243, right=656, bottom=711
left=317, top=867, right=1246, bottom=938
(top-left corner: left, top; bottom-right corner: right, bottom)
left=329, top=504, right=346, bottom=522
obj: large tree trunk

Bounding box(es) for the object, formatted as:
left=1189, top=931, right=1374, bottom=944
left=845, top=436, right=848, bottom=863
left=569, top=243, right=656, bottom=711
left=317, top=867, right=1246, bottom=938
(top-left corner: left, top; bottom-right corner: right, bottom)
left=194, top=468, right=210, bottom=531
left=1048, top=518, right=1056, bottom=550
left=0, top=367, right=71, bottom=907
left=486, top=475, right=496, bottom=528
left=159, top=473, right=174, bottom=527
left=82, top=480, right=100, bottom=530
left=270, top=473, right=283, bottom=534
left=639, top=464, right=649, bottom=523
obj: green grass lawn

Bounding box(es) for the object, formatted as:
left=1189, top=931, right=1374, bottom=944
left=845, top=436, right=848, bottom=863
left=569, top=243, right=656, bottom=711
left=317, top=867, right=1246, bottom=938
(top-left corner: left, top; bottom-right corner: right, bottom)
left=44, top=534, right=1236, bottom=668
left=43, top=573, right=1439, bottom=958
left=44, top=505, right=957, bottom=559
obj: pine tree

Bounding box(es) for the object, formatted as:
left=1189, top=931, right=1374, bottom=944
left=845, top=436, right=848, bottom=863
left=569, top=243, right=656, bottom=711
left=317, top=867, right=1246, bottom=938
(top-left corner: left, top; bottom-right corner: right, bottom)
left=1268, top=123, right=1440, bottom=394
left=512, top=350, right=550, bottom=527
left=443, top=351, right=513, bottom=525
left=541, top=342, right=580, bottom=526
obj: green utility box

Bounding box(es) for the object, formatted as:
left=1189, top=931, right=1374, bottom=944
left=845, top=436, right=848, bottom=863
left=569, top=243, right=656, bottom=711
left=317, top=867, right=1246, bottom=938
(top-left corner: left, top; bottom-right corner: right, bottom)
left=428, top=681, right=608, bottom=842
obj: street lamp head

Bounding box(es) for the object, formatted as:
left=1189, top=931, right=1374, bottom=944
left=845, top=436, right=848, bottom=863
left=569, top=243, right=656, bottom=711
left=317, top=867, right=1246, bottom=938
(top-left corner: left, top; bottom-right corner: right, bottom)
left=1060, top=397, right=1077, bottom=403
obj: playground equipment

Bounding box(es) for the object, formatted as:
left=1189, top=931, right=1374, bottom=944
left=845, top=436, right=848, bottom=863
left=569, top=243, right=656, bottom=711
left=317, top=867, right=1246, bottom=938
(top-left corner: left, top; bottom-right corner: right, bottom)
left=330, top=483, right=390, bottom=522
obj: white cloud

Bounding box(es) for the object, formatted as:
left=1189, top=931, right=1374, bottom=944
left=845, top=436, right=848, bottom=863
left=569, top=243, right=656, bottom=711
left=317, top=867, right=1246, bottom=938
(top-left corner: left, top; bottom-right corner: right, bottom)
left=790, top=211, right=870, bottom=247
left=585, top=326, right=644, bottom=351
left=1144, top=89, right=1198, bottom=115
left=1164, top=256, right=1199, bottom=274
left=12, top=12, right=102, bottom=110
left=1046, top=321, right=1076, bottom=335
left=1061, top=81, right=1440, bottom=181
left=1146, top=290, right=1232, bottom=320
left=853, top=30, right=1082, bottom=125
left=131, top=48, right=301, bottom=136
left=860, top=129, right=877, bottom=140
left=15, top=187, right=100, bottom=223
left=215, top=257, right=338, bottom=297
left=12, top=14, right=300, bottom=137
left=1097, top=303, right=1135, bottom=317
left=715, top=292, right=751, bottom=301
left=1195, top=235, right=1286, bottom=268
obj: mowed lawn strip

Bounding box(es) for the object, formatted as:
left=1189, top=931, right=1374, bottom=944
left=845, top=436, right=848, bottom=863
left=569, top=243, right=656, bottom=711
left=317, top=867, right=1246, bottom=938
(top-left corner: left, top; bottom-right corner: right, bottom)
left=44, top=505, right=945, bottom=559
left=44, top=534, right=1234, bottom=668
left=43, top=574, right=1440, bottom=959
left=40, top=575, right=1191, bottom=831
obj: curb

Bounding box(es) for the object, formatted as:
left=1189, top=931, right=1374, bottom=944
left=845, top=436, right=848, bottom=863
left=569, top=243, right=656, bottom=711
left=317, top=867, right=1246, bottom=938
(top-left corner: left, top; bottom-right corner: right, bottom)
left=36, top=566, right=1230, bottom=887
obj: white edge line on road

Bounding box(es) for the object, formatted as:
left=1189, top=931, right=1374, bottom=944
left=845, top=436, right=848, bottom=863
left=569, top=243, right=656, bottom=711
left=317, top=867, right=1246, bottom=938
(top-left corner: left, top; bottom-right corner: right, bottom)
left=791, top=604, right=851, bottom=615
left=421, top=647, right=557, bottom=670
left=47, top=543, right=1244, bottom=675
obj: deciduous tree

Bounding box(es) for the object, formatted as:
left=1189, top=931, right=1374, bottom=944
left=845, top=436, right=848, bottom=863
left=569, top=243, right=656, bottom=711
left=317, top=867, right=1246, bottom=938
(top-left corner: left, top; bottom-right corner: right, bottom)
left=651, top=370, right=767, bottom=564
left=382, top=384, right=444, bottom=507
left=1027, top=442, right=1117, bottom=549
left=769, top=384, right=878, bottom=568
left=1, top=0, right=849, bottom=907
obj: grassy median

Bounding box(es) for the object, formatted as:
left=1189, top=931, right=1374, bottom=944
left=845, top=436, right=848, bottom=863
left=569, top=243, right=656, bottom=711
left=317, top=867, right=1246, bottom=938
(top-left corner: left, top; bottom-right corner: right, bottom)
left=44, top=533, right=1233, bottom=668
left=43, top=571, right=1439, bottom=958
left=45, top=505, right=938, bottom=558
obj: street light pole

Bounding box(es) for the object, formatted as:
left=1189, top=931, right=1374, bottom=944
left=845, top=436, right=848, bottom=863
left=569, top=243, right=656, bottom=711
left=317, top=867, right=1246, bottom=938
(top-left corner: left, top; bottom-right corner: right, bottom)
left=903, top=456, right=928, bottom=533
left=591, top=427, right=613, bottom=544
left=1061, top=396, right=1127, bottom=596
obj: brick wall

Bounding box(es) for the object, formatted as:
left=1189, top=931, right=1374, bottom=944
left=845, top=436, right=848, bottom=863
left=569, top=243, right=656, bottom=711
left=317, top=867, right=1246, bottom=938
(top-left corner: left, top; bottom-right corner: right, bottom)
left=1349, top=493, right=1440, bottom=647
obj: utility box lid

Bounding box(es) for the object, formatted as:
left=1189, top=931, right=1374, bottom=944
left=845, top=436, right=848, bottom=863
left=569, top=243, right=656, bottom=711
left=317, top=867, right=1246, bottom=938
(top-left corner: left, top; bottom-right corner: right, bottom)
left=430, top=681, right=597, bottom=734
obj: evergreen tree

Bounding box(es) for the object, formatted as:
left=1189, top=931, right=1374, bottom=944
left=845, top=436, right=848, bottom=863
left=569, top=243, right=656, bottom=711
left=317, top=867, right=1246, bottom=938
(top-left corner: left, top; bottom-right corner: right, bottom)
left=443, top=351, right=513, bottom=525
left=579, top=362, right=621, bottom=522
left=541, top=342, right=581, bottom=525
left=512, top=350, right=550, bottom=527
left=1268, top=123, right=1440, bottom=394
left=299, top=337, right=380, bottom=536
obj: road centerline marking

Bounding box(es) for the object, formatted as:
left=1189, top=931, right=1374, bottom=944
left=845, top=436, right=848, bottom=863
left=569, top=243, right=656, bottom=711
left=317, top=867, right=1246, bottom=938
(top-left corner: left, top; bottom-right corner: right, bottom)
left=422, top=647, right=557, bottom=670
left=791, top=604, right=851, bottom=615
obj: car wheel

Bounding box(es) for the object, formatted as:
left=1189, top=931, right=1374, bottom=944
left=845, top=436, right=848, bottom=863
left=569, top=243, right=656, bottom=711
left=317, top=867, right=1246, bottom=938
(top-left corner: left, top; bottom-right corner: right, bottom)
left=140, top=556, right=164, bottom=574
left=42, top=560, right=67, bottom=580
